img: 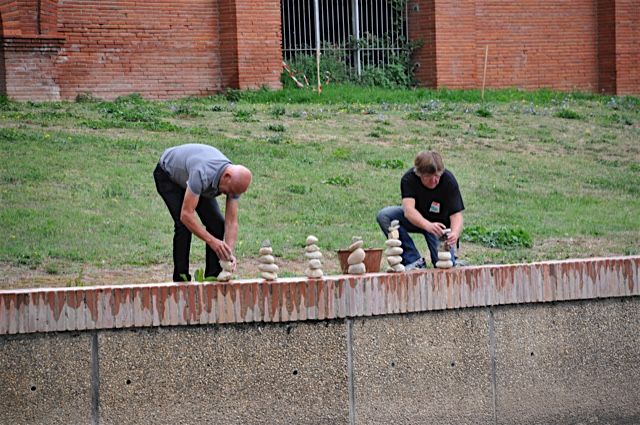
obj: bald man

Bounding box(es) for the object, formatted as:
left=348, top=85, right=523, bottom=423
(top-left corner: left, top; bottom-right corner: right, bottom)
left=153, top=144, right=252, bottom=281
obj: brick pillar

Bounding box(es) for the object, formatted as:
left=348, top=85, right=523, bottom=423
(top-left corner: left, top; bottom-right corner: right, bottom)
left=408, top=0, right=436, bottom=87
left=614, top=0, right=640, bottom=95
left=597, top=0, right=616, bottom=94
left=219, top=0, right=282, bottom=90
left=433, top=0, right=477, bottom=89
left=0, top=0, right=64, bottom=100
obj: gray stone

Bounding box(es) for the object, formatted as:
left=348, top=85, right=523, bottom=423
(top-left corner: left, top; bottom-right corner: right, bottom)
left=98, top=323, right=349, bottom=424
left=217, top=271, right=232, bottom=281
left=305, top=244, right=319, bottom=253
left=259, top=247, right=273, bottom=256
left=389, top=230, right=399, bottom=239
left=305, top=235, right=318, bottom=245
left=308, top=259, right=322, bottom=269
left=352, top=310, right=493, bottom=425
left=0, top=333, right=92, bottom=425
left=385, top=239, right=402, bottom=247
left=390, top=219, right=399, bottom=227
left=348, top=240, right=364, bottom=251
left=494, top=299, right=640, bottom=425
left=258, top=263, right=279, bottom=273
left=438, top=251, right=452, bottom=261
left=385, top=247, right=403, bottom=256
left=391, top=263, right=405, bottom=272
left=259, top=255, right=275, bottom=264
left=305, top=268, right=324, bottom=279
left=387, top=255, right=403, bottom=266
left=348, top=248, right=366, bottom=265
left=220, top=260, right=233, bottom=271
left=348, top=263, right=366, bottom=274
left=305, top=251, right=323, bottom=260
left=435, top=260, right=453, bottom=269
left=261, top=271, right=278, bottom=281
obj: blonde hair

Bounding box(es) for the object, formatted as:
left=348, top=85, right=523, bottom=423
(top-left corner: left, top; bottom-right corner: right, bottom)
left=413, top=151, right=444, bottom=176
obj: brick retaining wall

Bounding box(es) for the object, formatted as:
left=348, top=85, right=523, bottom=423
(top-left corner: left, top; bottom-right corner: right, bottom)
left=1, top=256, right=637, bottom=336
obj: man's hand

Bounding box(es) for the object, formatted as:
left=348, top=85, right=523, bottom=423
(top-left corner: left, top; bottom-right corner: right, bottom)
left=209, top=238, right=233, bottom=261
left=447, top=231, right=459, bottom=247
left=425, top=221, right=447, bottom=237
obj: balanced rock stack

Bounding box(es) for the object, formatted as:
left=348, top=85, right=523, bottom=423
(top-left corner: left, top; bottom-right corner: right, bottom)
left=258, top=240, right=279, bottom=280
left=304, top=235, right=324, bottom=278
left=385, top=220, right=405, bottom=272
left=218, top=257, right=234, bottom=281
left=347, top=236, right=366, bottom=274
left=436, top=229, right=454, bottom=269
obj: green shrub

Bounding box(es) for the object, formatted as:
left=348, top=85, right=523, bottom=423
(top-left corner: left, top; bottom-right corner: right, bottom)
left=462, top=226, right=533, bottom=249
left=554, top=108, right=582, bottom=120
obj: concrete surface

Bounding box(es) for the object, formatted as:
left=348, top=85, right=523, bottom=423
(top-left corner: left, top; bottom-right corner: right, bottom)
left=97, top=321, right=350, bottom=425
left=493, top=298, right=640, bottom=425
left=0, top=332, right=93, bottom=425
left=351, top=310, right=494, bottom=425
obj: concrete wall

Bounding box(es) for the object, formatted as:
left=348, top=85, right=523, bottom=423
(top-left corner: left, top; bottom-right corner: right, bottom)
left=1, top=298, right=638, bottom=425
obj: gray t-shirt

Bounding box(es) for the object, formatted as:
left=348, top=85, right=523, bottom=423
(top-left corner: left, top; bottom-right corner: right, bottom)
left=159, top=144, right=232, bottom=198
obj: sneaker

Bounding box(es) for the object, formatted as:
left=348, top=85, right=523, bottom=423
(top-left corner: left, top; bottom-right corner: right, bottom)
left=454, top=259, right=469, bottom=267
left=405, top=257, right=427, bottom=271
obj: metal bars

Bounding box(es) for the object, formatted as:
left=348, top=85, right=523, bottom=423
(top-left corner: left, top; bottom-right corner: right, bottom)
left=281, top=0, right=408, bottom=79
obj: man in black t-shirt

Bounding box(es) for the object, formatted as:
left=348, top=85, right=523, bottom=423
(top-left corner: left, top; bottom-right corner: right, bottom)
left=376, top=151, right=464, bottom=269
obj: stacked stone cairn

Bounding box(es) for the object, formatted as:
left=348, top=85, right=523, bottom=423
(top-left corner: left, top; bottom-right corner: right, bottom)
left=385, top=220, right=405, bottom=272
left=218, top=257, right=234, bottom=281
left=258, top=240, right=279, bottom=280
left=346, top=236, right=367, bottom=274
left=435, top=229, right=454, bottom=269
left=304, top=235, right=324, bottom=278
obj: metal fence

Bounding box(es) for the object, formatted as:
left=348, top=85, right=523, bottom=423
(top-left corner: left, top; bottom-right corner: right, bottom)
left=281, top=0, right=409, bottom=79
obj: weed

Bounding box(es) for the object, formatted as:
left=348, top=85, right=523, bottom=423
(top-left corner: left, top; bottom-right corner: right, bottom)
left=193, top=268, right=217, bottom=282
left=554, top=108, right=582, bottom=120
left=462, top=226, right=533, bottom=249
left=476, top=107, right=493, bottom=118
left=322, top=176, right=354, bottom=186
left=406, top=111, right=447, bottom=121
left=287, top=184, right=308, bottom=194
left=367, top=159, right=405, bottom=169
left=269, top=106, right=286, bottom=117
left=331, top=147, right=352, bottom=160
left=266, top=124, right=286, bottom=132
left=233, top=109, right=257, bottom=122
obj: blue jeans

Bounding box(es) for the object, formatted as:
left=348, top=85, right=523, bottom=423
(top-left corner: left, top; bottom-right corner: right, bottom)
left=376, top=206, right=456, bottom=267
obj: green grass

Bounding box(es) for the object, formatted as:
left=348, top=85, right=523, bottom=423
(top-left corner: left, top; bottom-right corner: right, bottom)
left=0, top=87, right=639, bottom=285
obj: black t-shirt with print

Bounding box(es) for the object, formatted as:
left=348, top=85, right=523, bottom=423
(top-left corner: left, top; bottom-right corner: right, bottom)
left=400, top=168, right=464, bottom=228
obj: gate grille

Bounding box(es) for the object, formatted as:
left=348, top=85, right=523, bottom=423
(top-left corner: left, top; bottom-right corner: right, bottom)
left=281, top=0, right=409, bottom=81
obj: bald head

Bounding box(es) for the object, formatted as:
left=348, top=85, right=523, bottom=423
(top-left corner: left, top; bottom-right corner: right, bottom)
left=220, top=164, right=252, bottom=196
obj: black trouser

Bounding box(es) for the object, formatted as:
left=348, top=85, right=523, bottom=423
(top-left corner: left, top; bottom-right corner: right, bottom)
left=153, top=163, right=225, bottom=282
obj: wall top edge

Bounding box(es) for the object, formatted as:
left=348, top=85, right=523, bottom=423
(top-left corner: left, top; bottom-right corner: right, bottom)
left=1, top=255, right=638, bottom=295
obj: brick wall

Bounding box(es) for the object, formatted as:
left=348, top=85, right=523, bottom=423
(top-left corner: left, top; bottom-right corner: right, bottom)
left=408, top=0, right=436, bottom=87
left=409, top=0, right=637, bottom=94
left=615, top=0, right=640, bottom=95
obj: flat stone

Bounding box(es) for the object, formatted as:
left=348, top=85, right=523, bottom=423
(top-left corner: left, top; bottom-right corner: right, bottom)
left=348, top=240, right=364, bottom=251
left=348, top=248, right=366, bottom=265
left=306, top=235, right=318, bottom=245
left=217, top=271, right=232, bottom=281
left=389, top=230, right=399, bottom=239
left=436, top=260, right=453, bottom=269
left=438, top=251, right=452, bottom=261
left=220, top=260, right=233, bottom=271
left=258, top=263, right=279, bottom=273
left=387, top=256, right=403, bottom=266
left=305, top=268, right=324, bottom=279
left=385, top=239, right=402, bottom=247
left=385, top=247, right=403, bottom=256
left=261, top=272, right=278, bottom=281
left=261, top=239, right=272, bottom=247
left=259, top=255, right=275, bottom=264
left=348, top=263, right=366, bottom=274
left=305, top=244, right=319, bottom=253
left=391, top=263, right=405, bottom=272
left=308, top=259, right=322, bottom=269
left=259, top=247, right=273, bottom=256
left=305, top=251, right=323, bottom=260
left=390, top=219, right=399, bottom=227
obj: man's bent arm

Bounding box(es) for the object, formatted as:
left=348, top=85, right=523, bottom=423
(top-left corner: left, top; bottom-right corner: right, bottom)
left=224, top=195, right=239, bottom=251
left=180, top=188, right=232, bottom=260
left=402, top=198, right=446, bottom=237
left=449, top=211, right=463, bottom=246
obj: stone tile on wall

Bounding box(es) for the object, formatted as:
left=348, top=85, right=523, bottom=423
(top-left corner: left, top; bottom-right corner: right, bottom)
left=0, top=332, right=93, bottom=425
left=98, top=321, right=350, bottom=425
left=352, top=310, right=494, bottom=425
left=493, top=298, right=640, bottom=425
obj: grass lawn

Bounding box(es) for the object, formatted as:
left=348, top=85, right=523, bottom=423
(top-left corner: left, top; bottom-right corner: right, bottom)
left=0, top=86, right=638, bottom=288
